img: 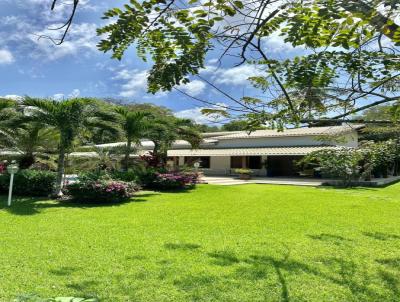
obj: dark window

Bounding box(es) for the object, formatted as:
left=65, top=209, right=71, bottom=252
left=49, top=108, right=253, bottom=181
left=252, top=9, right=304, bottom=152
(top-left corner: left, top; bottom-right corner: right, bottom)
left=184, top=156, right=210, bottom=168
left=248, top=156, right=262, bottom=169
left=231, top=156, right=244, bottom=169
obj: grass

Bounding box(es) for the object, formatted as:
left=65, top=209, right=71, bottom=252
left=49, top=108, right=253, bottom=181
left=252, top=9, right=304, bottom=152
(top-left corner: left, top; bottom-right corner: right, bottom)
left=0, top=183, right=400, bottom=301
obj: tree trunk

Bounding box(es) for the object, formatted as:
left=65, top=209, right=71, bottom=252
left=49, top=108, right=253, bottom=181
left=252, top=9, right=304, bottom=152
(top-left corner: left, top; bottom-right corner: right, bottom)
left=54, top=144, right=65, bottom=197
left=124, top=139, right=132, bottom=171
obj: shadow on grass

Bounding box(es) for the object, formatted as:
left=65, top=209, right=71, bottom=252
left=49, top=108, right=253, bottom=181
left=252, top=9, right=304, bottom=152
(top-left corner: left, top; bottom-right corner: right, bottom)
left=208, top=250, right=240, bottom=266
left=376, top=258, right=400, bottom=269
left=150, top=186, right=196, bottom=194
left=0, top=193, right=160, bottom=216
left=379, top=270, right=400, bottom=297
left=363, top=231, right=400, bottom=241
left=308, top=233, right=353, bottom=245
left=317, top=186, right=380, bottom=192
left=49, top=266, right=80, bottom=276
left=164, top=242, right=201, bottom=251
left=67, top=280, right=99, bottom=292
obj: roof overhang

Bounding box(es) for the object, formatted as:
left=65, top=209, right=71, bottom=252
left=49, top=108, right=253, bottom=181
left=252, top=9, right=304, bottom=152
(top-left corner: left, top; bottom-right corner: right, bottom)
left=167, top=146, right=347, bottom=157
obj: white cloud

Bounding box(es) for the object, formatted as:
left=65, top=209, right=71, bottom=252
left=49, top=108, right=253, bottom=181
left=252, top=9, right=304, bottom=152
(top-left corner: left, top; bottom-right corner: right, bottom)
left=175, top=103, right=227, bottom=124
left=113, top=69, right=148, bottom=97
left=68, top=89, right=80, bottom=98
left=0, top=49, right=14, bottom=64
left=52, top=89, right=80, bottom=100
left=30, top=23, right=99, bottom=60
left=262, top=31, right=304, bottom=54
left=178, top=80, right=206, bottom=96
left=201, top=64, right=265, bottom=86
left=53, top=93, right=65, bottom=100
left=0, top=95, right=24, bottom=101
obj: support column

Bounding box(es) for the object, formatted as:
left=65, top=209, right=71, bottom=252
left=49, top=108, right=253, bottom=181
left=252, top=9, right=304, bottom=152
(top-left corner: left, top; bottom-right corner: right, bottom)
left=261, top=156, right=268, bottom=176
left=241, top=156, right=247, bottom=168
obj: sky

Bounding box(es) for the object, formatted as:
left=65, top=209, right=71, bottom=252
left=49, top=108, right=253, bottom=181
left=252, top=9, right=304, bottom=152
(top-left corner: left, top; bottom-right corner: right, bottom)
left=0, top=0, right=303, bottom=124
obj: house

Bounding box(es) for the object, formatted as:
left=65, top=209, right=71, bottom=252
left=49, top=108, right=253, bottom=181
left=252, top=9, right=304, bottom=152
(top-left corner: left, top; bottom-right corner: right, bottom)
left=165, top=124, right=363, bottom=177
left=85, top=124, right=363, bottom=177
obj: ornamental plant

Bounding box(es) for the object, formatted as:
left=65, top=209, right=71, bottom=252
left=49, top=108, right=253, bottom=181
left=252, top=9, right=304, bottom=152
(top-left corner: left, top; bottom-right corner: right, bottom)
left=234, top=168, right=253, bottom=175
left=152, top=172, right=198, bottom=190
left=303, top=148, right=363, bottom=186
left=66, top=179, right=139, bottom=203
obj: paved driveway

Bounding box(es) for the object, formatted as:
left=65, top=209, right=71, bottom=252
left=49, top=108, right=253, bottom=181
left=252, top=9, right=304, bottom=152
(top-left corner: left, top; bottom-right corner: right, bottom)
left=202, top=176, right=327, bottom=186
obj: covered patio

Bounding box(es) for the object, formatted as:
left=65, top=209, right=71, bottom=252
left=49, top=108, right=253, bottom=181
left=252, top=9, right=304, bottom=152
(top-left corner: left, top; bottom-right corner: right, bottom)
left=168, top=146, right=344, bottom=177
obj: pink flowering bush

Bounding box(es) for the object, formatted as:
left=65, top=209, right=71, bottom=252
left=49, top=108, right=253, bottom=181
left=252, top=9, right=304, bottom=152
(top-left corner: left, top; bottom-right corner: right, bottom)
left=66, top=179, right=139, bottom=203
left=152, top=172, right=198, bottom=190
left=0, top=162, right=5, bottom=174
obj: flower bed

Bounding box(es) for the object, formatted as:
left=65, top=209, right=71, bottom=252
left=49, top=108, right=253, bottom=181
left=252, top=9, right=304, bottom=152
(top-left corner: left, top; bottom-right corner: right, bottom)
left=152, top=172, right=198, bottom=190
left=66, top=180, right=139, bottom=203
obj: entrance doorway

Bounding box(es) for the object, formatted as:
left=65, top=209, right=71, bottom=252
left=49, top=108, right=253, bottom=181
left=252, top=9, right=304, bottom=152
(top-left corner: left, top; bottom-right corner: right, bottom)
left=267, top=156, right=302, bottom=177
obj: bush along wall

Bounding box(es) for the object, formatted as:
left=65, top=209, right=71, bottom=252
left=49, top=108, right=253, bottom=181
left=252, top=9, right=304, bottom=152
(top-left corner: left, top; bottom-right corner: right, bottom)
left=0, top=169, right=56, bottom=196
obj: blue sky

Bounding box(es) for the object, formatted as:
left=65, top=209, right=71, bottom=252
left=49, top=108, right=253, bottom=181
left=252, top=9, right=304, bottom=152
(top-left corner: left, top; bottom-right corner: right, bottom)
left=0, top=0, right=303, bottom=124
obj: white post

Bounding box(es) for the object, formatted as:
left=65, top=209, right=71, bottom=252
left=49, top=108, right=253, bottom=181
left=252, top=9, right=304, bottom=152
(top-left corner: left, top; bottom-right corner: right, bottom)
left=7, top=173, right=14, bottom=207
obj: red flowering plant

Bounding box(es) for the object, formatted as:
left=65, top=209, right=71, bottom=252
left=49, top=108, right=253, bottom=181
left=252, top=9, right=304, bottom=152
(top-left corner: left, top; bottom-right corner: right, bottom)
left=152, top=171, right=199, bottom=190
left=139, top=152, right=163, bottom=168
left=0, top=162, right=6, bottom=174
left=65, top=179, right=140, bottom=203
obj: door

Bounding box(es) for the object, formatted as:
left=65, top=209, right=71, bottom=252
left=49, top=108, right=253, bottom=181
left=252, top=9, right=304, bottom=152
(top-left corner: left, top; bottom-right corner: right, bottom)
left=267, top=156, right=302, bottom=177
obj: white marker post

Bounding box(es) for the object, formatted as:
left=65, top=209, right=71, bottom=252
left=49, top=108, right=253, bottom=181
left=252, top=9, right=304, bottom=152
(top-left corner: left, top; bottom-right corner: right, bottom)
left=7, top=161, right=19, bottom=207
left=193, top=161, right=200, bottom=173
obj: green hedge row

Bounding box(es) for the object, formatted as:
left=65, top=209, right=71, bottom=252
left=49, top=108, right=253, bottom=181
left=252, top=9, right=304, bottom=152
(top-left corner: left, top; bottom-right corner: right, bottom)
left=0, top=170, right=56, bottom=196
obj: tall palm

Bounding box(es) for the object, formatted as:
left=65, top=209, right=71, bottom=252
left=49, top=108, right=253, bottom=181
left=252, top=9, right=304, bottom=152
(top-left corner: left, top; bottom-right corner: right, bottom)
left=24, top=97, right=112, bottom=196
left=145, top=116, right=201, bottom=166
left=114, top=107, right=148, bottom=171
left=0, top=99, right=20, bottom=148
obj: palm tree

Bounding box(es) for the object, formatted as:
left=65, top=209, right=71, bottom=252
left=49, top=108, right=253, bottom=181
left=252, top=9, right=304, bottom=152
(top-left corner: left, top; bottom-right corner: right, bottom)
left=24, top=97, right=113, bottom=196
left=0, top=98, right=20, bottom=148
left=145, top=116, right=201, bottom=166
left=114, top=107, right=148, bottom=171
left=11, top=123, right=59, bottom=168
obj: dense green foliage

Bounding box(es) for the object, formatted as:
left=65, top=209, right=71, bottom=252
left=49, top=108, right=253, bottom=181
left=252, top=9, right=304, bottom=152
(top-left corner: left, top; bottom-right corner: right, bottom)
left=0, top=170, right=56, bottom=196
left=23, top=98, right=116, bottom=195
left=96, top=0, right=400, bottom=126
left=0, top=184, right=400, bottom=301
left=300, top=140, right=400, bottom=184
left=114, top=107, right=148, bottom=171
left=0, top=98, right=203, bottom=196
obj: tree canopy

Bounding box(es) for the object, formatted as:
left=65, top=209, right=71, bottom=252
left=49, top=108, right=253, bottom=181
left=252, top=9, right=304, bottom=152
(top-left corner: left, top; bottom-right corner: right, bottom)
left=89, top=0, right=399, bottom=128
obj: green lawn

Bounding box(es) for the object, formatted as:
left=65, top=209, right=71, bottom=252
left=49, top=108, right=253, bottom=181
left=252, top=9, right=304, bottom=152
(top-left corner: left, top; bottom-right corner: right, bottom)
left=1, top=184, right=400, bottom=302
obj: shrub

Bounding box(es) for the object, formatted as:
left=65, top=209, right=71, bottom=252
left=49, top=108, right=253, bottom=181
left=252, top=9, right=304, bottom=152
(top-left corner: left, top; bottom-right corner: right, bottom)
left=301, top=148, right=362, bottom=186
left=110, top=169, right=140, bottom=182
left=0, top=169, right=56, bottom=196
left=152, top=172, right=198, bottom=190
left=65, top=179, right=139, bottom=203
left=234, top=168, right=253, bottom=175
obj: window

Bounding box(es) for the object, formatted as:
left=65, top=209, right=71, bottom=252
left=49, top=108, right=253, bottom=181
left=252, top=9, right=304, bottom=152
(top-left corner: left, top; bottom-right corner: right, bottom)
left=231, top=156, right=244, bottom=169
left=248, top=156, right=262, bottom=169
left=184, top=156, right=210, bottom=168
